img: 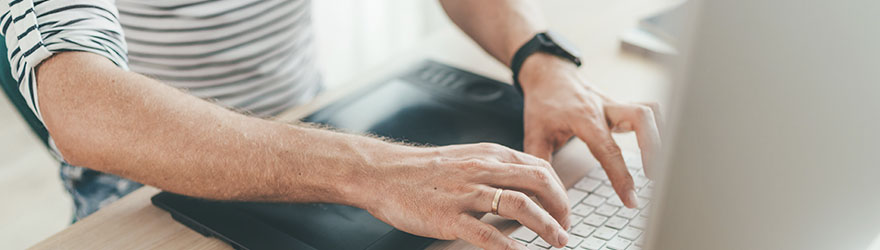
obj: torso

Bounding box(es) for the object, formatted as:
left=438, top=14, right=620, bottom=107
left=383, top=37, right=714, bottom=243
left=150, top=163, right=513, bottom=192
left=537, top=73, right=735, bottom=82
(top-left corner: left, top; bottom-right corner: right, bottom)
left=115, top=0, right=323, bottom=116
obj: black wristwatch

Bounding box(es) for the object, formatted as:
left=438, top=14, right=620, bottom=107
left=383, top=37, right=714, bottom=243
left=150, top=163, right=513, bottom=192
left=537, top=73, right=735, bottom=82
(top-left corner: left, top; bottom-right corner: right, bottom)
left=510, top=31, right=583, bottom=94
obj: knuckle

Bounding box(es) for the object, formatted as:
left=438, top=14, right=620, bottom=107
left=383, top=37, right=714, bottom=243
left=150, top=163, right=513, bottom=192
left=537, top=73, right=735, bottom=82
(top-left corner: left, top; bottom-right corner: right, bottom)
left=508, top=192, right=530, bottom=211
left=457, top=185, right=478, bottom=199
left=578, top=101, right=599, bottom=114
left=452, top=183, right=474, bottom=195
left=543, top=222, right=559, bottom=237
left=503, top=242, right=520, bottom=250
left=476, top=143, right=512, bottom=159
left=561, top=205, right=571, bottom=217
left=613, top=173, right=635, bottom=190
left=459, top=159, right=484, bottom=171
left=475, top=225, right=494, bottom=243
left=635, top=105, right=653, bottom=118
left=539, top=158, right=552, bottom=169
left=599, top=141, right=623, bottom=159
left=477, top=142, right=500, bottom=152
left=586, top=116, right=608, bottom=130
left=529, top=168, right=553, bottom=187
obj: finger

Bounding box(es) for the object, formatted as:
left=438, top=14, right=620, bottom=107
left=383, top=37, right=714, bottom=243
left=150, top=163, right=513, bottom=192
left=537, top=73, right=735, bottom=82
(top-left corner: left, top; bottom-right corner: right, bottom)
left=607, top=104, right=662, bottom=178
left=455, top=215, right=527, bottom=250
left=475, top=164, right=570, bottom=229
left=523, top=131, right=555, bottom=162
left=496, top=190, right=568, bottom=248
left=469, top=188, right=568, bottom=248
left=638, top=102, right=664, bottom=135
left=512, top=143, right=565, bottom=189
left=631, top=105, right=661, bottom=178
left=574, top=117, right=639, bottom=209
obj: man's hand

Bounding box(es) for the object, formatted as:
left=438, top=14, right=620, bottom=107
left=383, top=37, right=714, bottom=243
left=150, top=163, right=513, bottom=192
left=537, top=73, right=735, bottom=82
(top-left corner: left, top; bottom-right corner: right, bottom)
left=359, top=143, right=571, bottom=250
left=519, top=53, right=662, bottom=209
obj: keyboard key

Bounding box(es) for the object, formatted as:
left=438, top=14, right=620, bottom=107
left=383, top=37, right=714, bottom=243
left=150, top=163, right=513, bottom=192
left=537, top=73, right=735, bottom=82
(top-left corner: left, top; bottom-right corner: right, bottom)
left=594, top=185, right=616, bottom=198
left=605, top=217, right=629, bottom=229
left=534, top=237, right=553, bottom=248
left=592, top=227, right=617, bottom=240
left=618, top=227, right=642, bottom=240
left=606, top=236, right=632, bottom=250
left=632, top=176, right=649, bottom=189
left=639, top=207, right=650, bottom=217
left=588, top=170, right=608, bottom=180
left=594, top=204, right=619, bottom=217
left=616, top=207, right=639, bottom=219
left=582, top=214, right=608, bottom=227
left=638, top=199, right=649, bottom=209
left=634, top=170, right=646, bottom=178
left=626, top=246, right=641, bottom=250
left=582, top=194, right=606, bottom=207
left=527, top=243, right=549, bottom=250
left=568, top=189, right=589, bottom=208
left=571, top=224, right=596, bottom=237
left=638, top=187, right=652, bottom=197
left=627, top=166, right=641, bottom=174
left=606, top=196, right=624, bottom=207
left=566, top=234, right=584, bottom=248
left=623, top=154, right=642, bottom=165
left=630, top=216, right=648, bottom=229
left=570, top=214, right=585, bottom=225
left=634, top=235, right=645, bottom=246
left=510, top=226, right=538, bottom=242
left=572, top=204, right=596, bottom=216
left=574, top=178, right=602, bottom=192
left=580, top=237, right=606, bottom=250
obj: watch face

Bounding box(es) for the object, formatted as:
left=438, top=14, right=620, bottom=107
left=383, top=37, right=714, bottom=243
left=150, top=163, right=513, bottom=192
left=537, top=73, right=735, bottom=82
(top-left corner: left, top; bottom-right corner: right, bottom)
left=544, top=31, right=583, bottom=58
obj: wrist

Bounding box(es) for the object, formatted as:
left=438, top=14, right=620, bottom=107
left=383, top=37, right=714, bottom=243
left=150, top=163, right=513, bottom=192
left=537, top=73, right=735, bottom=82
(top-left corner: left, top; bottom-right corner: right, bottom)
left=518, top=53, right=581, bottom=94
left=340, top=141, right=433, bottom=211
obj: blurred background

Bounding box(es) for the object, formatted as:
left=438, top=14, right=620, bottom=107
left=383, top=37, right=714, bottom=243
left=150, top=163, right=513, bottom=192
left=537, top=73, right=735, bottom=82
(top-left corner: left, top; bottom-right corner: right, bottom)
left=0, top=1, right=448, bottom=248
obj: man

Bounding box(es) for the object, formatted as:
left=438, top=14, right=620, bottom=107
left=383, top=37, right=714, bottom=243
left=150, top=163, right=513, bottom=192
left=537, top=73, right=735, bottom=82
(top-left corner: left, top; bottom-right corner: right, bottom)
left=1, top=0, right=660, bottom=249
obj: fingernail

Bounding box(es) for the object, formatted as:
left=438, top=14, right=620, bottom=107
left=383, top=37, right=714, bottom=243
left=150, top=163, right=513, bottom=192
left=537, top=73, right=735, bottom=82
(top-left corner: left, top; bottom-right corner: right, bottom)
left=626, top=190, right=640, bottom=208
left=556, top=228, right=569, bottom=247
left=563, top=216, right=571, bottom=230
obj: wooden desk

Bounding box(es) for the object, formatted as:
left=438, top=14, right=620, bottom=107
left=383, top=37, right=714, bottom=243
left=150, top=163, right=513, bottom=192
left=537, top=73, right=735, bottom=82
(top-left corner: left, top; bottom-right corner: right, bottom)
left=31, top=1, right=675, bottom=249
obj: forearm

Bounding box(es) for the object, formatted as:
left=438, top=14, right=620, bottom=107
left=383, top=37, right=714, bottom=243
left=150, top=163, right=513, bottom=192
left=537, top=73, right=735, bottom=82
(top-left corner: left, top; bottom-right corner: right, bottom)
left=36, top=52, right=405, bottom=205
left=439, top=0, right=546, bottom=66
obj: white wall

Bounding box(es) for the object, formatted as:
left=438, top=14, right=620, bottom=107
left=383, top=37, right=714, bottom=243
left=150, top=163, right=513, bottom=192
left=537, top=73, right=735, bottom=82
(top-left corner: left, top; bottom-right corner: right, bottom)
left=312, top=0, right=448, bottom=88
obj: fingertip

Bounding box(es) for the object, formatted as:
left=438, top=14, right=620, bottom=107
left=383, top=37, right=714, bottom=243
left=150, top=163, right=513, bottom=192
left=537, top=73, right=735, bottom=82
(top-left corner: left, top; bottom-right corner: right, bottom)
left=556, top=228, right=569, bottom=247
left=625, top=190, right=640, bottom=208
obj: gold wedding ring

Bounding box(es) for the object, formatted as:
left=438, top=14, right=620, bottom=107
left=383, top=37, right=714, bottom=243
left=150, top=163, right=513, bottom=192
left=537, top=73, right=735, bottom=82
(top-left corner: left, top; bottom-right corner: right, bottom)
left=491, top=188, right=503, bottom=215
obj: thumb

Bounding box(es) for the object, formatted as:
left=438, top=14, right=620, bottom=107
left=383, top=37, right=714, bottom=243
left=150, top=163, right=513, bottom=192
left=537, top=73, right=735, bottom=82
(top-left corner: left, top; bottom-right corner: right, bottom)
left=523, top=130, right=567, bottom=195
left=524, top=131, right=556, bottom=162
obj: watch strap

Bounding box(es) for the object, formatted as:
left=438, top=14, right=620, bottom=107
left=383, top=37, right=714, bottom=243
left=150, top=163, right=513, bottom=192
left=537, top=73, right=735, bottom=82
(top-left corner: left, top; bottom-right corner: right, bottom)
left=510, top=32, right=582, bottom=95
left=510, top=34, right=544, bottom=94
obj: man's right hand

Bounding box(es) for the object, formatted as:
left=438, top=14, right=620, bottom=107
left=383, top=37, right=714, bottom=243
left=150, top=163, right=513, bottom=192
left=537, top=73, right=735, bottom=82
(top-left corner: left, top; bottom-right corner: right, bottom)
left=357, top=143, right=570, bottom=250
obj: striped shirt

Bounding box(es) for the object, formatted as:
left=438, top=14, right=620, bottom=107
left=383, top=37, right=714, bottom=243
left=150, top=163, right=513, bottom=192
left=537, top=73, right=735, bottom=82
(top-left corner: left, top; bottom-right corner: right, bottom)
left=1, top=0, right=322, bottom=219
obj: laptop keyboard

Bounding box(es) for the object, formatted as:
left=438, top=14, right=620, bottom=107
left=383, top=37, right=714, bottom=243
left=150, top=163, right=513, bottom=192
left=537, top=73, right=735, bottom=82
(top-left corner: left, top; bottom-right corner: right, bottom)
left=509, top=155, right=653, bottom=250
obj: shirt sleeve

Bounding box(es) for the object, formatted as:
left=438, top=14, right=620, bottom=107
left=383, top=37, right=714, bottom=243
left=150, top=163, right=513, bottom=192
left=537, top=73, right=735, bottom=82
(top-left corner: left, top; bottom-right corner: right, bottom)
left=1, top=0, right=128, bottom=122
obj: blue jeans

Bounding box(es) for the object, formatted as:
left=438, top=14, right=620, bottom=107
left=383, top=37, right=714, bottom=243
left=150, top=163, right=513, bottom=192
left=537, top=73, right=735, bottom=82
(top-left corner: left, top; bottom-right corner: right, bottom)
left=60, top=162, right=143, bottom=222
